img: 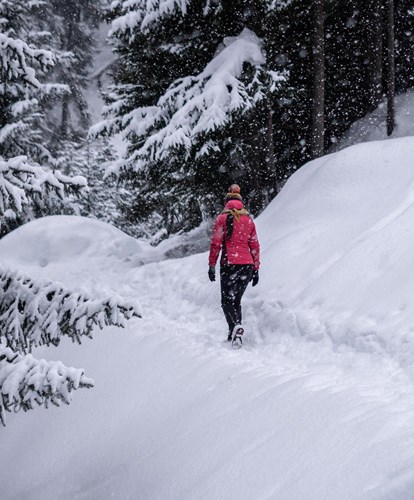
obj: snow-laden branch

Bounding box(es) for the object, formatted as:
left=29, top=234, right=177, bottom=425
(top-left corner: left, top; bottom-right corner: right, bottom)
left=0, top=344, right=93, bottom=426
left=266, top=0, right=294, bottom=11
left=109, top=0, right=293, bottom=38
left=110, top=0, right=196, bottom=36
left=0, top=264, right=141, bottom=425
left=0, top=33, right=54, bottom=86
left=0, top=156, right=87, bottom=221
left=91, top=29, right=285, bottom=173
left=0, top=265, right=142, bottom=354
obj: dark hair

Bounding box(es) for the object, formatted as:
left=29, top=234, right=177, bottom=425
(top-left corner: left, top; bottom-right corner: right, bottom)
left=226, top=213, right=234, bottom=240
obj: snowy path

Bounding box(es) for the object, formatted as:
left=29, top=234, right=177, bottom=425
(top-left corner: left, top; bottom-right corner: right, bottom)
left=3, top=210, right=414, bottom=498
left=75, top=253, right=414, bottom=500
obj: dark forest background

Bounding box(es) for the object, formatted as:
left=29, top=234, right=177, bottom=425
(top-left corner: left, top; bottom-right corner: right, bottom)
left=1, top=0, right=413, bottom=239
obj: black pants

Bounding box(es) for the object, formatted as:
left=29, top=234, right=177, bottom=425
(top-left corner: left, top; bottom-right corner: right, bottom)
left=220, top=264, right=254, bottom=333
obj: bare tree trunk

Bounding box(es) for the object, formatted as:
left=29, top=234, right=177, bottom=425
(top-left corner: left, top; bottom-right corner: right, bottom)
left=386, top=0, right=395, bottom=136
left=310, top=0, right=325, bottom=159
left=368, top=0, right=384, bottom=110
left=60, top=13, right=75, bottom=139
left=61, top=95, right=69, bottom=139
left=266, top=101, right=278, bottom=194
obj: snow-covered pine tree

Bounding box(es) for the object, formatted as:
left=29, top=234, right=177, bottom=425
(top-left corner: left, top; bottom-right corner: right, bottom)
left=53, top=137, right=140, bottom=236
left=38, top=0, right=135, bottom=229
left=0, top=0, right=89, bottom=231
left=46, top=0, right=103, bottom=141
left=93, top=0, right=414, bottom=239
left=310, top=0, right=325, bottom=160
left=0, top=0, right=67, bottom=164
left=385, top=0, right=396, bottom=136
left=0, top=265, right=141, bottom=426
left=91, top=0, right=290, bottom=237
left=265, top=0, right=414, bottom=161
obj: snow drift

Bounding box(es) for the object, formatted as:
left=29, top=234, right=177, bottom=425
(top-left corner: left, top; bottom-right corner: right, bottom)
left=0, top=215, right=206, bottom=283
left=255, top=136, right=414, bottom=364
left=2, top=138, right=414, bottom=499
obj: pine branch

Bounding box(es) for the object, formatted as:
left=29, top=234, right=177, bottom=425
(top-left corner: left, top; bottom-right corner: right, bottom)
left=0, top=344, right=93, bottom=426
left=0, top=33, right=54, bottom=86
left=110, top=0, right=193, bottom=37
left=0, top=156, right=87, bottom=221
left=0, top=265, right=142, bottom=354
left=266, top=0, right=294, bottom=11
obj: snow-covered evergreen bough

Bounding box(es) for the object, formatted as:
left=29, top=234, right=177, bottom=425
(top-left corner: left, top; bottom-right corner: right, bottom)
left=0, top=266, right=141, bottom=426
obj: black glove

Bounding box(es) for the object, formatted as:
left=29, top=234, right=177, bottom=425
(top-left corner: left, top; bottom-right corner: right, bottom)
left=208, top=266, right=216, bottom=282
left=251, top=270, right=259, bottom=287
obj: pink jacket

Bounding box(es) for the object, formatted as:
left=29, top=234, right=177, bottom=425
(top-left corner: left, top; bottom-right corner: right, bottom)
left=208, top=200, right=260, bottom=270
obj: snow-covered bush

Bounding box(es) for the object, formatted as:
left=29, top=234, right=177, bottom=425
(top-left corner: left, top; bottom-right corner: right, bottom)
left=0, top=265, right=141, bottom=425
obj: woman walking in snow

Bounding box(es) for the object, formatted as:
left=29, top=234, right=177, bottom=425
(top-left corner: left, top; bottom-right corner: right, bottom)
left=208, top=184, right=260, bottom=346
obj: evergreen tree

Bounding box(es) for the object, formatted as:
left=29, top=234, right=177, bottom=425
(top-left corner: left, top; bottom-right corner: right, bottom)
left=386, top=0, right=396, bottom=136
left=0, top=155, right=86, bottom=236
left=395, top=0, right=414, bottom=92
left=43, top=0, right=130, bottom=228
left=53, top=137, right=138, bottom=236
left=46, top=0, right=103, bottom=142
left=0, top=0, right=89, bottom=232
left=92, top=0, right=290, bottom=236
left=93, top=0, right=414, bottom=238
left=280, top=0, right=412, bottom=151
left=367, top=0, right=384, bottom=111
left=0, top=0, right=124, bottom=231
left=0, top=0, right=68, bottom=165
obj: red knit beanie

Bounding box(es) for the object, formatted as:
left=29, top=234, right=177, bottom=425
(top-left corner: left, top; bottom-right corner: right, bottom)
left=224, top=184, right=242, bottom=203
left=228, top=184, right=241, bottom=194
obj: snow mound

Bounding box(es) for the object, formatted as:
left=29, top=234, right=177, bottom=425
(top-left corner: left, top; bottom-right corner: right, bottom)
left=0, top=215, right=153, bottom=269
left=255, top=136, right=414, bottom=363
left=0, top=215, right=159, bottom=281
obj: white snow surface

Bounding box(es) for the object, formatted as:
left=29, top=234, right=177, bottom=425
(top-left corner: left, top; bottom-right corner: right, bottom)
left=2, top=138, right=414, bottom=499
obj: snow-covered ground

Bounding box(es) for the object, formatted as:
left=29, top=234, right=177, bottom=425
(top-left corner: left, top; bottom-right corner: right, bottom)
left=2, top=137, right=414, bottom=499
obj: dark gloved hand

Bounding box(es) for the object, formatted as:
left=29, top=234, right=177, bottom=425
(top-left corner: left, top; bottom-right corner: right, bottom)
left=251, top=270, right=259, bottom=287
left=208, top=266, right=216, bottom=282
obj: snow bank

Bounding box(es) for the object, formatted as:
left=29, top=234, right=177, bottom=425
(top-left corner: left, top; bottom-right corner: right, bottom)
left=255, top=136, right=414, bottom=363
left=0, top=215, right=154, bottom=269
